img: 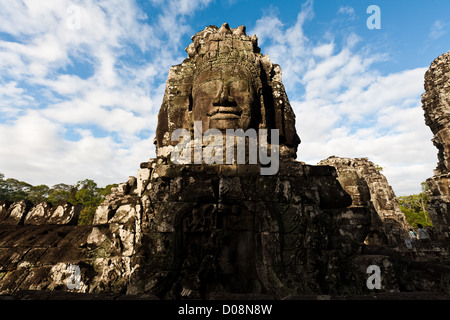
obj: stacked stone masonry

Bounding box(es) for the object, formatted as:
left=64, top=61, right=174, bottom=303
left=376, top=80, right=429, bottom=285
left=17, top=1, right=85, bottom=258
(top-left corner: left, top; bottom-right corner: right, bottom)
left=318, top=156, right=410, bottom=247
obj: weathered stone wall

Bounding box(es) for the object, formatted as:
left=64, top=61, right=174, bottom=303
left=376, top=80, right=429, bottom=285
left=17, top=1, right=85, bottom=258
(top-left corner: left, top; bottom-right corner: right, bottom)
left=125, top=159, right=377, bottom=298
left=422, top=51, right=450, bottom=241
left=318, top=156, right=410, bottom=246
left=3, top=158, right=450, bottom=298
left=0, top=181, right=144, bottom=295
left=0, top=192, right=141, bottom=295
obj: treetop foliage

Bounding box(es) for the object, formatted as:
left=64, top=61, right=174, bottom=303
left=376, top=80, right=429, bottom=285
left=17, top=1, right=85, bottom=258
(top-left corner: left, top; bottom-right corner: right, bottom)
left=398, top=182, right=433, bottom=228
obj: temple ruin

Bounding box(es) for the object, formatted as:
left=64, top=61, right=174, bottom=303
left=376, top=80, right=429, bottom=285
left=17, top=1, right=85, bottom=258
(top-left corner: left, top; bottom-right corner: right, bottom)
left=0, top=24, right=450, bottom=300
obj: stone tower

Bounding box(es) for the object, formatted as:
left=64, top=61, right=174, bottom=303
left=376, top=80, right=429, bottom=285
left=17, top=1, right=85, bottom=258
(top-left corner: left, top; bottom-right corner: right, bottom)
left=422, top=51, right=450, bottom=242
left=123, top=24, right=373, bottom=298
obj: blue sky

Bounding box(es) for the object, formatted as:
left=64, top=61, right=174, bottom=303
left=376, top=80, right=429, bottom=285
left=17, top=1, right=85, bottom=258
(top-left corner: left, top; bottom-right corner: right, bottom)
left=0, top=0, right=449, bottom=195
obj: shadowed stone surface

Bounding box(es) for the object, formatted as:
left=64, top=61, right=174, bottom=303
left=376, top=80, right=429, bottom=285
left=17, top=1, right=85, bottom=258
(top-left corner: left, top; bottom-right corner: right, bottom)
left=318, top=156, right=410, bottom=246
left=423, top=51, right=450, bottom=243
left=125, top=160, right=367, bottom=298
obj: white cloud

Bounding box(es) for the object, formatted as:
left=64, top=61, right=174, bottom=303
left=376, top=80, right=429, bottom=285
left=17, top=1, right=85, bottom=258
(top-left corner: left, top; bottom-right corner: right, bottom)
left=252, top=3, right=435, bottom=196
left=0, top=81, right=35, bottom=117
left=252, top=15, right=285, bottom=47
left=297, top=64, right=435, bottom=196
left=297, top=60, right=435, bottom=196
left=0, top=0, right=210, bottom=187
left=251, top=0, right=315, bottom=91
left=0, top=109, right=155, bottom=187
left=312, top=42, right=334, bottom=58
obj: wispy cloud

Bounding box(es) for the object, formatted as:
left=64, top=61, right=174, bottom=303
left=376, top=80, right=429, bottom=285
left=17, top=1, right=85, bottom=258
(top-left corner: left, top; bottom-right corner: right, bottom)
left=251, top=0, right=314, bottom=92
left=337, top=5, right=355, bottom=20
left=429, top=20, right=447, bottom=40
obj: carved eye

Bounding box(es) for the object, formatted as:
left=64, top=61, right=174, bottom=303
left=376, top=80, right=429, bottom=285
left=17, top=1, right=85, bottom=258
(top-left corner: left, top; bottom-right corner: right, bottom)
left=229, top=80, right=251, bottom=96
left=195, top=80, right=222, bottom=95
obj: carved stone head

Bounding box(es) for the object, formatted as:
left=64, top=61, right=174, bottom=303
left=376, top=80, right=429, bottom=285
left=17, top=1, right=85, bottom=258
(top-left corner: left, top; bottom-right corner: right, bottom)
left=154, top=23, right=300, bottom=160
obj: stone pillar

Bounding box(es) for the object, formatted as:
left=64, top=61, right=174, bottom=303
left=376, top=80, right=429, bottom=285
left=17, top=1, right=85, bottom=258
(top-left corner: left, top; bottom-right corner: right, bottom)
left=422, top=51, right=450, bottom=241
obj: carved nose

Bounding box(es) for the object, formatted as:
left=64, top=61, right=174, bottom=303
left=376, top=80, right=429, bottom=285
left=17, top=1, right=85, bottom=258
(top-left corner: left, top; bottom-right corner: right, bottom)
left=213, top=82, right=237, bottom=107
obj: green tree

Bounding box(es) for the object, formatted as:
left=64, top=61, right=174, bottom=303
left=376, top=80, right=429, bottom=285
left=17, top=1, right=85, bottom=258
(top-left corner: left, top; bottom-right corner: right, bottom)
left=73, top=179, right=117, bottom=225
left=77, top=206, right=97, bottom=225
left=72, top=179, right=100, bottom=225
left=47, top=183, right=76, bottom=205
left=0, top=173, right=7, bottom=201
left=27, top=185, right=50, bottom=204
left=0, top=174, right=47, bottom=203
left=398, top=182, right=432, bottom=228
left=99, top=184, right=117, bottom=199
left=2, top=178, right=32, bottom=202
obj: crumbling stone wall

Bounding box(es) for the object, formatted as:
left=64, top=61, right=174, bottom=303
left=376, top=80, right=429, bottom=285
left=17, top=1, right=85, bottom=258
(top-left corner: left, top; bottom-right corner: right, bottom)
left=0, top=189, right=141, bottom=295
left=0, top=182, right=143, bottom=295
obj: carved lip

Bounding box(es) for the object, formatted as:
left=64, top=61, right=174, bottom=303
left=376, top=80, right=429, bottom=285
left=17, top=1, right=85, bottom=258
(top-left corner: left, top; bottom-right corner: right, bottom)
left=208, top=107, right=241, bottom=120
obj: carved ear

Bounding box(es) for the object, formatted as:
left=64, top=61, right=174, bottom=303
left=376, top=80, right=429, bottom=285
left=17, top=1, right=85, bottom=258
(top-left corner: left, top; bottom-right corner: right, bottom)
left=263, top=61, right=300, bottom=152
left=155, top=98, right=169, bottom=149
left=282, top=98, right=301, bottom=149
left=276, top=83, right=300, bottom=148
left=259, top=90, right=267, bottom=129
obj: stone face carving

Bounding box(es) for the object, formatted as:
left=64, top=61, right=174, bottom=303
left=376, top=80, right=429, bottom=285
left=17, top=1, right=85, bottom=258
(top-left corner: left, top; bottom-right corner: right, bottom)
left=155, top=23, right=300, bottom=160
left=423, top=51, right=450, bottom=175
left=318, top=156, right=410, bottom=246
left=193, top=63, right=258, bottom=132
left=422, top=51, right=450, bottom=241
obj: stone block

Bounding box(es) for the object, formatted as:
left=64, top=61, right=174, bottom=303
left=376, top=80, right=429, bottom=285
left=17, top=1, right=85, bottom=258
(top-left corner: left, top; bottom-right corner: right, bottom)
left=24, top=202, right=53, bottom=225
left=4, top=200, right=33, bottom=225
left=47, top=203, right=81, bottom=225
